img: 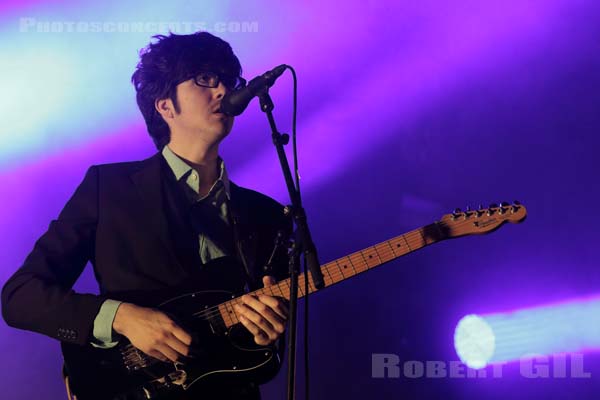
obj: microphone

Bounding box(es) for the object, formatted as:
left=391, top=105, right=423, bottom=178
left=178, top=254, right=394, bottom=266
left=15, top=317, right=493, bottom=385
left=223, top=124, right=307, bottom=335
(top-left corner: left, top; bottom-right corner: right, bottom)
left=220, top=64, right=287, bottom=116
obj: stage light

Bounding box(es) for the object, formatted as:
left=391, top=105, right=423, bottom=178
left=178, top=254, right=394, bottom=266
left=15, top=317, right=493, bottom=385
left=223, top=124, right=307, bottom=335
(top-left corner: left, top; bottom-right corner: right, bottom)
left=454, top=296, right=600, bottom=369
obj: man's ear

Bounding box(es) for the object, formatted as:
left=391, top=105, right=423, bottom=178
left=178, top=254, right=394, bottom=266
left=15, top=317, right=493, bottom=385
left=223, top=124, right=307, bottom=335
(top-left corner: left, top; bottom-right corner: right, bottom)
left=155, top=98, right=174, bottom=120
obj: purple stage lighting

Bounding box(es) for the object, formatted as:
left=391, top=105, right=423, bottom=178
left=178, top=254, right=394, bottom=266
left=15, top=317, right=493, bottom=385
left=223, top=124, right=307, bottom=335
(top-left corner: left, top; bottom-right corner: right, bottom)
left=454, top=296, right=600, bottom=369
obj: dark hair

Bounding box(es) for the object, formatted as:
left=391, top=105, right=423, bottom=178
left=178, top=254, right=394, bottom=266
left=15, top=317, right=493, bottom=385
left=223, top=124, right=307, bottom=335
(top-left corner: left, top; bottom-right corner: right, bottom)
left=131, top=32, right=242, bottom=150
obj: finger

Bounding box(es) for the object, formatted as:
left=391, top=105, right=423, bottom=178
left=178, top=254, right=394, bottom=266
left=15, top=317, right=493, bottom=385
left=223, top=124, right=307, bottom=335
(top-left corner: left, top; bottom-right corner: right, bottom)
left=148, top=350, right=169, bottom=363
left=169, top=323, right=193, bottom=346
left=166, top=334, right=190, bottom=358
left=236, top=301, right=282, bottom=339
left=238, top=314, right=262, bottom=337
left=236, top=302, right=276, bottom=335
left=263, top=275, right=277, bottom=286
left=256, top=295, right=288, bottom=319
left=238, top=315, right=270, bottom=345
left=242, top=295, right=286, bottom=329
left=156, top=343, right=181, bottom=363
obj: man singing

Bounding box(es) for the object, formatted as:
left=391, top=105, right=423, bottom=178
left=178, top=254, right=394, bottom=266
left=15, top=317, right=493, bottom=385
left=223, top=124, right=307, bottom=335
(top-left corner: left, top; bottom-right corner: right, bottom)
left=2, top=31, right=291, bottom=399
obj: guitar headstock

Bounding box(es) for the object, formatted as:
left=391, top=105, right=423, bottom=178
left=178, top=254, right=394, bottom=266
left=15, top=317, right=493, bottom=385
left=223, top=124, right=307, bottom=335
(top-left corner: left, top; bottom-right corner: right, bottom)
left=438, top=201, right=527, bottom=238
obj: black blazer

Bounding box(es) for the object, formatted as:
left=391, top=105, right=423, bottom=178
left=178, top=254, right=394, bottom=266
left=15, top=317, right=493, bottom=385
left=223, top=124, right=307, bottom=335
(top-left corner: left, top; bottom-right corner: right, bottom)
left=1, top=153, right=290, bottom=346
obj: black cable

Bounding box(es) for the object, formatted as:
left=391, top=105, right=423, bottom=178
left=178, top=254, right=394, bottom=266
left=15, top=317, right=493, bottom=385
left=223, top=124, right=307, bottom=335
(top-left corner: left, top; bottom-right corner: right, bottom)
left=284, top=65, right=309, bottom=400
left=288, top=66, right=300, bottom=195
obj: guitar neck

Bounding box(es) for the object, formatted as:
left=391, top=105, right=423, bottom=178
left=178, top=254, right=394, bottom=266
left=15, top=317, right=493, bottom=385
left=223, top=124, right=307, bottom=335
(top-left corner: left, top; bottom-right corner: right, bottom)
left=218, top=222, right=447, bottom=327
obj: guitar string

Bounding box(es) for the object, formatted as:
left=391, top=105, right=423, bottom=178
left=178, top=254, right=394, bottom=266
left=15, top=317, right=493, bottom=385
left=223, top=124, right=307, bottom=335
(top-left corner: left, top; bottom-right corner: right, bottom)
left=186, top=211, right=521, bottom=326
left=188, top=213, right=515, bottom=325
left=189, top=225, right=431, bottom=323
left=190, top=223, right=431, bottom=324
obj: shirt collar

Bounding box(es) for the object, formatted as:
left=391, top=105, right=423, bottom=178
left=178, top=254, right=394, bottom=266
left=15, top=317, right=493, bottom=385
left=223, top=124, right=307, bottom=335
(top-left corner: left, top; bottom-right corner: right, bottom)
left=161, top=145, right=231, bottom=199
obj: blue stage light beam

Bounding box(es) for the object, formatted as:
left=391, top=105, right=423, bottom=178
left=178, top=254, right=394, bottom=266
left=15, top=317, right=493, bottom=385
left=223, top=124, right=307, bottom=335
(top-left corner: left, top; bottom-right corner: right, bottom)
left=454, top=296, right=600, bottom=369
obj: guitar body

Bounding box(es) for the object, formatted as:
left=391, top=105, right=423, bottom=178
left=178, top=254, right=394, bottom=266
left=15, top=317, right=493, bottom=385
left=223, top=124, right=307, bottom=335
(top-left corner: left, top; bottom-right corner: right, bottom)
left=62, top=258, right=281, bottom=400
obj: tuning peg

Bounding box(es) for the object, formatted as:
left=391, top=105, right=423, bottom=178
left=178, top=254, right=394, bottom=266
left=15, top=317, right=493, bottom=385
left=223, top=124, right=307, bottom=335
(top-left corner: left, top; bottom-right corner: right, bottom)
left=511, top=200, right=521, bottom=214
left=451, top=208, right=463, bottom=220
left=463, top=205, right=472, bottom=218
left=497, top=201, right=510, bottom=215
left=487, top=204, right=497, bottom=216
left=475, top=204, right=483, bottom=217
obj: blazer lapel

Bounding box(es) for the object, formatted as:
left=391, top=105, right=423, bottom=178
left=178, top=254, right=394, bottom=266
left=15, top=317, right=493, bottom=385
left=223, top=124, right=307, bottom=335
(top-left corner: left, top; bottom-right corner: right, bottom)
left=229, top=183, right=260, bottom=288
left=129, top=153, right=188, bottom=275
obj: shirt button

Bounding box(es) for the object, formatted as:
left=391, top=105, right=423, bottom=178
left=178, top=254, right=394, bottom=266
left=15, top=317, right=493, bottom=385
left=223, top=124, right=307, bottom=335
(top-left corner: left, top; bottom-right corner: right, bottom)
left=191, top=173, right=198, bottom=181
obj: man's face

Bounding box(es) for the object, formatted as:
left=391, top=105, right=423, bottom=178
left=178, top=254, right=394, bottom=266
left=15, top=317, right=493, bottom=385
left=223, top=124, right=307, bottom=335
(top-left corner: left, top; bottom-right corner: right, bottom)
left=168, top=74, right=235, bottom=145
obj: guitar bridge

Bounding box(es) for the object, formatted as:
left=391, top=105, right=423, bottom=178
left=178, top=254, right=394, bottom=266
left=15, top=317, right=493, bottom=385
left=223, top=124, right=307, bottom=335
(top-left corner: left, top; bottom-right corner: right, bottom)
left=121, top=343, right=154, bottom=371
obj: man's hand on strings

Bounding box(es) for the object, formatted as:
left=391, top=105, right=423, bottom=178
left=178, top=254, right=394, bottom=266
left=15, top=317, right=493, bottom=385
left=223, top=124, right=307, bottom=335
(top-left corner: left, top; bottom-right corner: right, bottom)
left=235, top=275, right=289, bottom=345
left=113, top=303, right=192, bottom=363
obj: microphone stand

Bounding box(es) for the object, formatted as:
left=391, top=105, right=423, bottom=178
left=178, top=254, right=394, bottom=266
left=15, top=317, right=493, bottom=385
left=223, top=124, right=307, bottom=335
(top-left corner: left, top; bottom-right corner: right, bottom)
left=257, top=89, right=323, bottom=400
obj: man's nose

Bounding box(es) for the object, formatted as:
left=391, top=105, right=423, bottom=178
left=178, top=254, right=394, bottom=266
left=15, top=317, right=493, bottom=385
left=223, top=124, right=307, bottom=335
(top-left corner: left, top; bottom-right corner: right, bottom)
left=213, top=82, right=228, bottom=99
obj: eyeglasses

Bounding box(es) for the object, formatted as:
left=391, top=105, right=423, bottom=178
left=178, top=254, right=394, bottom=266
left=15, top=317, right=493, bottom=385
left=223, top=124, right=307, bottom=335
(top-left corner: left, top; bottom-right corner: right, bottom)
left=192, top=71, right=246, bottom=90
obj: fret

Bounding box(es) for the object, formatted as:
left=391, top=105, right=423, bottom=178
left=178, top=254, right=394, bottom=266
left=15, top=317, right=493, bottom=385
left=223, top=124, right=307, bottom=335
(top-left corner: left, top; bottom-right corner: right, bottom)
left=340, top=258, right=357, bottom=277
left=296, top=275, right=306, bottom=297
left=389, top=237, right=406, bottom=255
left=350, top=252, right=368, bottom=272
left=275, top=283, right=285, bottom=298
left=344, top=256, right=358, bottom=275
left=361, top=248, right=379, bottom=268
left=417, top=228, right=427, bottom=247
left=373, top=243, right=393, bottom=263
left=284, top=279, right=292, bottom=296
left=334, top=259, right=347, bottom=280
left=402, top=234, right=412, bottom=251
left=323, top=263, right=334, bottom=285
left=324, top=263, right=340, bottom=284
left=224, top=302, right=237, bottom=324
left=386, top=239, right=398, bottom=257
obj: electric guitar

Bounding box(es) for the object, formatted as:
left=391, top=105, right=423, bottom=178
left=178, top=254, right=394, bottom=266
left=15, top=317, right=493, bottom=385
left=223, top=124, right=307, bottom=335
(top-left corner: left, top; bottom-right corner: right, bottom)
left=62, top=202, right=527, bottom=399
